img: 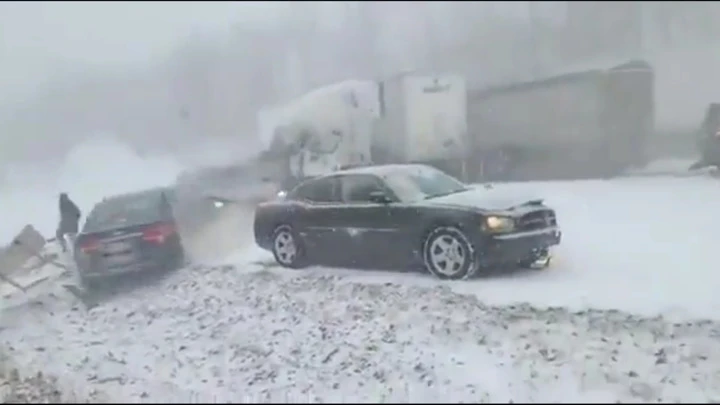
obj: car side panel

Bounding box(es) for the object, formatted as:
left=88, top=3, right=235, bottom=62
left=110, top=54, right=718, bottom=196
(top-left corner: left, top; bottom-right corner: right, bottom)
left=327, top=204, right=396, bottom=267
left=253, top=201, right=304, bottom=250
left=329, top=203, right=484, bottom=269
left=392, top=205, right=491, bottom=267
left=254, top=200, right=346, bottom=260
left=297, top=204, right=345, bottom=262
left=366, top=205, right=424, bottom=268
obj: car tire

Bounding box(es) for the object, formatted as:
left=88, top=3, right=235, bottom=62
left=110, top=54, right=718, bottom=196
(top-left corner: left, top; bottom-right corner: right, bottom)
left=79, top=275, right=104, bottom=291
left=422, top=226, right=478, bottom=280
left=518, top=247, right=552, bottom=270
left=171, top=243, right=187, bottom=270
left=271, top=225, right=307, bottom=269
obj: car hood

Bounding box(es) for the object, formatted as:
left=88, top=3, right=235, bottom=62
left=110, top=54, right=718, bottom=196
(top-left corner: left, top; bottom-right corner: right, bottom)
left=418, top=186, right=543, bottom=213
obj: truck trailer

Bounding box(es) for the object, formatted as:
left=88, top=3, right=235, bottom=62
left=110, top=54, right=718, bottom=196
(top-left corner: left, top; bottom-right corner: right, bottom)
left=465, top=60, right=654, bottom=181
left=372, top=72, right=469, bottom=180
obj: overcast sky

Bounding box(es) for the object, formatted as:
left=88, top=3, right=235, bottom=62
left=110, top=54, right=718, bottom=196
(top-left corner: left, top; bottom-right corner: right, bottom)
left=0, top=1, right=284, bottom=103
left=0, top=1, right=551, bottom=106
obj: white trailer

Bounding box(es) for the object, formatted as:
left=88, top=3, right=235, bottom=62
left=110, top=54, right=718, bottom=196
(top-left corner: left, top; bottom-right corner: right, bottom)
left=373, top=73, right=469, bottom=179
left=466, top=60, right=654, bottom=181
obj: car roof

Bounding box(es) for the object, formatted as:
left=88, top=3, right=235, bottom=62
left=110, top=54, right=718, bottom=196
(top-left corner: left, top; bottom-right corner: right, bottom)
left=289, top=164, right=440, bottom=194
left=327, top=163, right=434, bottom=178
left=97, top=186, right=173, bottom=206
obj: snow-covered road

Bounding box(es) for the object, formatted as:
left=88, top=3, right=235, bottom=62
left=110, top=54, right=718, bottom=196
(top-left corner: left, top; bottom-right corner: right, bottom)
left=4, top=142, right=720, bottom=402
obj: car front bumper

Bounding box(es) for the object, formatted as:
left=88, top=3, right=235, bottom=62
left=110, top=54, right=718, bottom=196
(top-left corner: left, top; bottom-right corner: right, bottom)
left=479, top=227, right=562, bottom=266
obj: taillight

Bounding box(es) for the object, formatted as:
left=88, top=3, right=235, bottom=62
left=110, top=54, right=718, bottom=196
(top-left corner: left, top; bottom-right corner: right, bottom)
left=78, top=238, right=100, bottom=254
left=142, top=223, right=176, bottom=244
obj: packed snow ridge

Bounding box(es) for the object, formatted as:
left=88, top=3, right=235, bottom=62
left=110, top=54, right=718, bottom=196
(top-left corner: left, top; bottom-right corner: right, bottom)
left=3, top=261, right=720, bottom=403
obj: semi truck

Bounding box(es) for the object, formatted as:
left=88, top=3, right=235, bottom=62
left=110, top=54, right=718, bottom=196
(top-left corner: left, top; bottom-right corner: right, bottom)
left=256, top=79, right=379, bottom=189
left=371, top=73, right=469, bottom=180
left=256, top=60, right=654, bottom=186
left=258, top=72, right=469, bottom=184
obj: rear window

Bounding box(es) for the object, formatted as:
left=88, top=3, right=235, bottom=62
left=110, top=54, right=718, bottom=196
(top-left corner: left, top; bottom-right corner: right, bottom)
left=83, top=191, right=171, bottom=232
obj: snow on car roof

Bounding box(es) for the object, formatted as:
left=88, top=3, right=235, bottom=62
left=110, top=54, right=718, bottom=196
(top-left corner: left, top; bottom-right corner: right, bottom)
left=98, top=186, right=173, bottom=205
left=331, top=163, right=437, bottom=177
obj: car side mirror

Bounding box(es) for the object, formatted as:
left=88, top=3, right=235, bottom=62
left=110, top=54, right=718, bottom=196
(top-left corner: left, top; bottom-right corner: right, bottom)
left=369, top=190, right=392, bottom=204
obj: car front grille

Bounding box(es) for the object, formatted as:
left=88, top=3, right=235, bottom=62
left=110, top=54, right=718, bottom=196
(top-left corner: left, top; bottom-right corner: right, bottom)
left=517, top=210, right=556, bottom=231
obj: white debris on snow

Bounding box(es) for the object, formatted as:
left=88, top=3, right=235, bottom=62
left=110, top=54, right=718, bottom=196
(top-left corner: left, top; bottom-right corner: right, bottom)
left=3, top=263, right=720, bottom=403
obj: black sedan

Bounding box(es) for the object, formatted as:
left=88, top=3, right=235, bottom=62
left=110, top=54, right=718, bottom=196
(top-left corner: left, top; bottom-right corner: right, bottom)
left=253, top=164, right=561, bottom=280
left=73, top=187, right=186, bottom=289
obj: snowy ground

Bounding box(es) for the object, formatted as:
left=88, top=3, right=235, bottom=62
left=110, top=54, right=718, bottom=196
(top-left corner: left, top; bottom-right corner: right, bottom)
left=3, top=146, right=720, bottom=402
left=6, top=262, right=720, bottom=403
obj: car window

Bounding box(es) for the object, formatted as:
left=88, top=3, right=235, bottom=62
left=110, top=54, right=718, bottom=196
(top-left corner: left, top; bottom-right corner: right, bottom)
left=340, top=174, right=386, bottom=203
left=382, top=166, right=467, bottom=202
left=292, top=177, right=340, bottom=203
left=83, top=192, right=169, bottom=232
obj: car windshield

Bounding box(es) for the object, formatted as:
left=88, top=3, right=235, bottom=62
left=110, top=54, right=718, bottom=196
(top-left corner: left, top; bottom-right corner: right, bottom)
left=382, top=166, right=469, bottom=202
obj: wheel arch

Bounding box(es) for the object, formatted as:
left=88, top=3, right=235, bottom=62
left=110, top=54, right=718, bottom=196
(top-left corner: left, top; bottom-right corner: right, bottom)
left=419, top=219, right=466, bottom=249
left=419, top=220, right=480, bottom=280
left=417, top=209, right=480, bottom=251
left=269, top=222, right=308, bottom=269
left=255, top=202, right=302, bottom=249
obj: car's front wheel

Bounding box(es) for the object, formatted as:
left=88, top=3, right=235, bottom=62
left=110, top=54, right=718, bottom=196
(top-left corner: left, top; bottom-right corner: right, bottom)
left=271, top=225, right=307, bottom=269
left=422, top=226, right=478, bottom=280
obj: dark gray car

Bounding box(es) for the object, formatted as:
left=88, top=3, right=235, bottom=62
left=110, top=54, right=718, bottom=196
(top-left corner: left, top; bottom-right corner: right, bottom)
left=73, top=187, right=185, bottom=289
left=253, top=164, right=561, bottom=280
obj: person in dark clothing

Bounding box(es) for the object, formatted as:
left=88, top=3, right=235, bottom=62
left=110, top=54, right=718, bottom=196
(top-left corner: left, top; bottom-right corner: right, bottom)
left=690, top=103, right=720, bottom=171
left=56, top=192, right=81, bottom=252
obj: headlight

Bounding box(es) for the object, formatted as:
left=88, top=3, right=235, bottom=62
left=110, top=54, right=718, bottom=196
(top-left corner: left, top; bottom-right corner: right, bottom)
left=277, top=190, right=287, bottom=199
left=485, top=215, right=514, bottom=232
left=213, top=200, right=225, bottom=208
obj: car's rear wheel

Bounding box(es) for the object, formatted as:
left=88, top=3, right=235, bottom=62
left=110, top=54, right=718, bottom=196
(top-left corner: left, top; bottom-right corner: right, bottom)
left=271, top=225, right=307, bottom=269
left=422, top=226, right=478, bottom=280
left=79, top=274, right=104, bottom=291
left=169, top=241, right=187, bottom=269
